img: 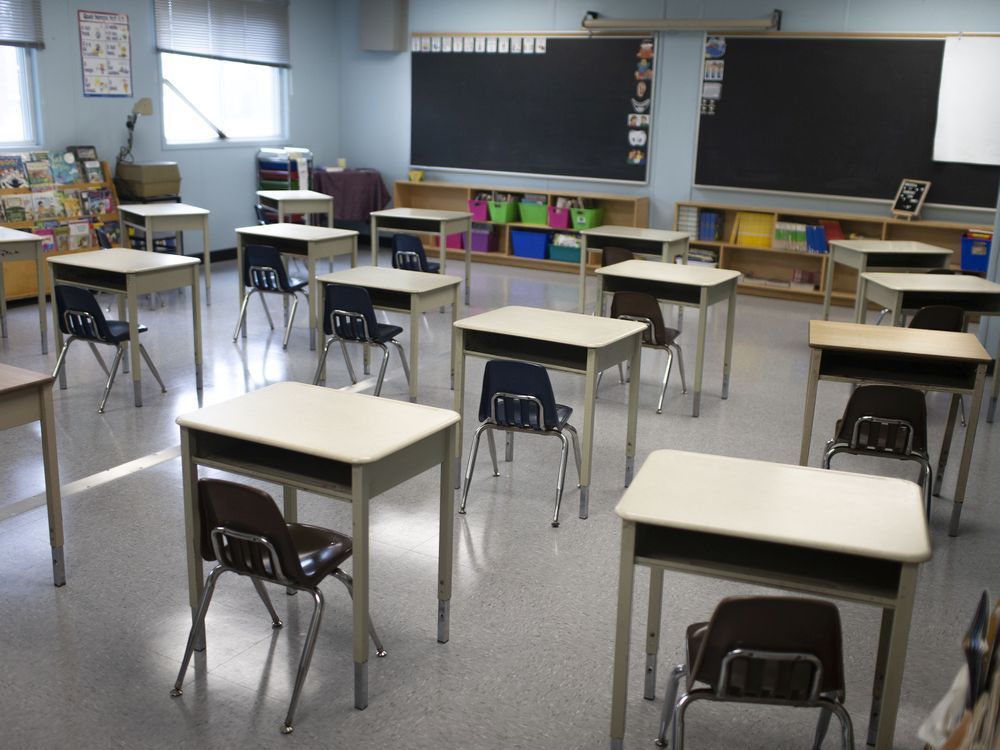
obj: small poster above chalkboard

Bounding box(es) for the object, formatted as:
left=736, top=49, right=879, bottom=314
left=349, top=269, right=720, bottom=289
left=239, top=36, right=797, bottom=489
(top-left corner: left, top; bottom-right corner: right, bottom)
left=892, top=178, right=932, bottom=220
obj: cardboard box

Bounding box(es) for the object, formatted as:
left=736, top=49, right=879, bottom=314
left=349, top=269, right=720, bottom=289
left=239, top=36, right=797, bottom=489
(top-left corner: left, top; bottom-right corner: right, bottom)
left=115, top=162, right=181, bottom=198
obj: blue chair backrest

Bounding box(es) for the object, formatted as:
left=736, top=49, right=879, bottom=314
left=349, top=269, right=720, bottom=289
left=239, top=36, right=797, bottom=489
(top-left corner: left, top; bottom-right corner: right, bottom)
left=243, top=244, right=291, bottom=291
left=54, top=284, right=112, bottom=341
left=478, top=360, right=559, bottom=430
left=392, top=234, right=427, bottom=271
left=322, top=283, right=378, bottom=340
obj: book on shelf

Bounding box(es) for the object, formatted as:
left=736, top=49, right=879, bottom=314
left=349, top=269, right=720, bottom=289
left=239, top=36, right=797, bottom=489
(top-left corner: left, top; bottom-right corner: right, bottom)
left=25, top=159, right=53, bottom=186
left=805, top=225, right=828, bottom=254
left=819, top=219, right=844, bottom=242
left=57, top=189, right=82, bottom=217
left=49, top=152, right=82, bottom=184
left=677, top=205, right=699, bottom=235
left=81, top=187, right=113, bottom=215
left=33, top=227, right=56, bottom=254
left=698, top=210, right=721, bottom=241
left=67, top=219, right=93, bottom=250
left=98, top=220, right=121, bottom=245
left=731, top=211, right=773, bottom=248
left=0, top=154, right=29, bottom=189
left=31, top=189, right=63, bottom=220
left=82, top=160, right=104, bottom=184
left=2, top=194, right=34, bottom=221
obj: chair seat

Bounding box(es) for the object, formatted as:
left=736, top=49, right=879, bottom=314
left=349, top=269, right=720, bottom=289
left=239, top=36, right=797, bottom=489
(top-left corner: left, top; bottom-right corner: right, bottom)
left=655, top=327, right=681, bottom=347
left=288, top=523, right=352, bottom=584
left=286, top=276, right=308, bottom=292
left=425, top=261, right=441, bottom=274
left=554, top=403, right=573, bottom=428
left=105, top=320, right=149, bottom=343
left=372, top=322, right=403, bottom=344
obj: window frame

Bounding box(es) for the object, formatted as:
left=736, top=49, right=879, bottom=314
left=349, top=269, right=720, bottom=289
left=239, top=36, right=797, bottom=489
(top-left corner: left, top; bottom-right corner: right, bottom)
left=0, top=44, right=41, bottom=148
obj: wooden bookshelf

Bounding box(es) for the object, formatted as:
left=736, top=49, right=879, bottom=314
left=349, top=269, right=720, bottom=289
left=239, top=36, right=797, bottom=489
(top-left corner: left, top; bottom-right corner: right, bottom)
left=393, top=180, right=649, bottom=273
left=1, top=160, right=120, bottom=300
left=675, top=201, right=994, bottom=306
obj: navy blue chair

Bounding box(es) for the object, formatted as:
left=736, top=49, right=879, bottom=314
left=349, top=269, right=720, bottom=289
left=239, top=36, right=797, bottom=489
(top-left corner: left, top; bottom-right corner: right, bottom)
left=909, top=304, right=968, bottom=428
left=391, top=234, right=440, bottom=274
left=460, top=360, right=580, bottom=527
left=232, top=244, right=308, bottom=349
left=312, top=283, right=409, bottom=396
left=170, top=479, right=385, bottom=735
left=51, top=284, right=166, bottom=413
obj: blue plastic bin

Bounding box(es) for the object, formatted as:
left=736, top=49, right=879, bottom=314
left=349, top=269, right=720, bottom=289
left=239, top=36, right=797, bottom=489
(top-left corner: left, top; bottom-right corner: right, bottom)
left=511, top=230, right=550, bottom=259
left=961, top=235, right=992, bottom=273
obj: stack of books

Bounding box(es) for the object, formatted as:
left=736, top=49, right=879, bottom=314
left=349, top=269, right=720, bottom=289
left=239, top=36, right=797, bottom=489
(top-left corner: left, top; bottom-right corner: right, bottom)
left=677, top=205, right=699, bottom=236
left=731, top=211, right=774, bottom=248
left=698, top=210, right=721, bottom=241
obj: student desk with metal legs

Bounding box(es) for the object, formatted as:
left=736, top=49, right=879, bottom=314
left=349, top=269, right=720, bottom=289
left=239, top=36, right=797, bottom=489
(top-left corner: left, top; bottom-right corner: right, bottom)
left=800, top=320, right=991, bottom=536
left=369, top=208, right=473, bottom=305
left=594, top=260, right=740, bottom=417
left=176, top=382, right=459, bottom=710
left=609, top=449, right=931, bottom=750
left=235, top=223, right=359, bottom=351
left=822, top=240, right=951, bottom=324
left=0, top=363, right=64, bottom=586
left=47, top=249, right=203, bottom=407
left=315, top=266, right=460, bottom=402
left=578, top=226, right=691, bottom=313
left=858, top=271, right=1000, bottom=422
left=118, top=202, right=212, bottom=303
left=453, top=306, right=645, bottom=517
left=0, top=227, right=48, bottom=353
left=256, top=189, right=334, bottom=227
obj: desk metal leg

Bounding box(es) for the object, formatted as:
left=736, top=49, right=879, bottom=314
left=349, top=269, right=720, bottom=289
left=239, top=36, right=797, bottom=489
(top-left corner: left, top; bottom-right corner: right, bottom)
left=307, top=256, right=317, bottom=351
left=610, top=521, right=637, bottom=749
left=949, top=365, right=986, bottom=536
left=438, top=428, right=455, bottom=643
left=237, top=238, right=248, bottom=339
left=578, top=236, right=589, bottom=313
left=821, top=257, right=836, bottom=321
left=625, top=336, right=641, bottom=488
left=35, top=252, right=48, bottom=354
left=989, top=334, right=1000, bottom=423
left=853, top=271, right=869, bottom=324
left=39, top=384, right=65, bottom=586
left=127, top=285, right=143, bottom=406
left=201, top=217, right=211, bottom=306
left=370, top=218, right=379, bottom=266
left=464, top=226, right=471, bottom=306
left=51, top=270, right=67, bottom=390
left=644, top=566, right=664, bottom=700
left=180, top=430, right=206, bottom=651
left=721, top=287, right=736, bottom=399
left=191, top=268, right=203, bottom=391
left=453, top=329, right=466, bottom=490
left=409, top=303, right=420, bottom=402
left=933, top=394, right=961, bottom=497
left=799, top=349, right=822, bottom=466
left=351, top=465, right=370, bottom=710
left=450, top=289, right=458, bottom=389
left=692, top=291, right=708, bottom=417
left=0, top=261, right=6, bottom=340
left=580, top=350, right=599, bottom=519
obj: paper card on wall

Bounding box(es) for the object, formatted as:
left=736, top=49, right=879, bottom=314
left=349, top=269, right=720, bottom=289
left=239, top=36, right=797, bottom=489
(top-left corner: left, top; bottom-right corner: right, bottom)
left=704, top=60, right=724, bottom=81
left=511, top=37, right=522, bottom=53
left=411, top=36, right=421, bottom=52
left=523, top=37, right=535, bottom=54
left=486, top=37, right=498, bottom=53
left=475, top=37, right=486, bottom=53
left=701, top=82, right=722, bottom=100
left=498, top=37, right=510, bottom=53
left=463, top=37, right=474, bottom=52
left=536, top=38, right=546, bottom=54
left=442, top=36, right=452, bottom=53
left=453, top=36, right=463, bottom=52
left=431, top=37, right=441, bottom=52
left=420, top=36, right=431, bottom=52
left=705, top=36, right=726, bottom=58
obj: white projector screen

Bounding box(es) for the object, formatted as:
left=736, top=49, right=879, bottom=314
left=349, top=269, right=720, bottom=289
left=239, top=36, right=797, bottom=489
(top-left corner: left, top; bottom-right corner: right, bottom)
left=934, top=37, right=1000, bottom=167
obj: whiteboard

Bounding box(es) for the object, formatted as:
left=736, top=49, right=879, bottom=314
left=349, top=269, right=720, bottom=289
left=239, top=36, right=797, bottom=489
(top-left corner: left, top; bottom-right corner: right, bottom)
left=934, top=37, right=1000, bottom=167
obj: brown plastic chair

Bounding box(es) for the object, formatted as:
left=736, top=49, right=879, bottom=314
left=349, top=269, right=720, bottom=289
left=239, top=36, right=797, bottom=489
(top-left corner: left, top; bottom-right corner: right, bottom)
left=596, top=246, right=635, bottom=314
left=823, top=384, right=932, bottom=517
left=597, top=291, right=686, bottom=414
left=656, top=596, right=854, bottom=750
left=170, top=479, right=386, bottom=735
left=908, top=304, right=969, bottom=427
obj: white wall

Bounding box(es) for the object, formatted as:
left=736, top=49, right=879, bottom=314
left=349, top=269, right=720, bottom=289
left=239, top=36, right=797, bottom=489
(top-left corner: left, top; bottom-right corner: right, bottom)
left=33, top=0, right=340, bottom=252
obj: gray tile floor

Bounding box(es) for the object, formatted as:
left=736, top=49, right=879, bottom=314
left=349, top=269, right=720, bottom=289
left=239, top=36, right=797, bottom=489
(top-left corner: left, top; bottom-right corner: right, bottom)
left=1, top=249, right=997, bottom=749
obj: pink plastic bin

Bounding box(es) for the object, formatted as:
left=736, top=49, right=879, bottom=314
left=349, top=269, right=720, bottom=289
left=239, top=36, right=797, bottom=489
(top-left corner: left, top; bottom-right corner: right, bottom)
left=446, top=233, right=464, bottom=249
left=467, top=200, right=489, bottom=222
left=548, top=206, right=571, bottom=229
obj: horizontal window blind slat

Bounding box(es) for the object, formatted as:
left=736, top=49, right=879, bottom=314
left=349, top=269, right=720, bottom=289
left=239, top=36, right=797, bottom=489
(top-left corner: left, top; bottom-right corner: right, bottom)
left=0, top=0, right=44, bottom=48
left=154, top=0, right=288, bottom=67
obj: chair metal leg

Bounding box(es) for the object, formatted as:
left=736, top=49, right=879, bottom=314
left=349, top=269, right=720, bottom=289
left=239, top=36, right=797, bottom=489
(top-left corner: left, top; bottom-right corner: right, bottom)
left=552, top=432, right=570, bottom=527
left=595, top=369, right=603, bottom=396
left=656, top=348, right=674, bottom=414
left=485, top=429, right=500, bottom=476
left=830, top=701, right=855, bottom=750
left=258, top=292, right=275, bottom=330
left=959, top=396, right=967, bottom=427
left=618, top=361, right=626, bottom=384
left=332, top=570, right=387, bottom=657
left=251, top=577, right=283, bottom=628
left=505, top=432, right=514, bottom=462
left=564, top=423, right=582, bottom=487
left=339, top=339, right=357, bottom=384
left=281, top=295, right=299, bottom=349
left=459, top=424, right=489, bottom=514
left=98, top=345, right=126, bottom=413
left=281, top=588, right=324, bottom=735
left=874, top=308, right=890, bottom=325
left=673, top=343, right=687, bottom=394
left=672, top=691, right=697, bottom=750
left=812, top=706, right=832, bottom=750
left=372, top=342, right=390, bottom=397
left=52, top=339, right=74, bottom=383
left=312, top=340, right=333, bottom=385
left=391, top=339, right=410, bottom=386
left=138, top=344, right=167, bottom=393
left=822, top=444, right=845, bottom=469
left=654, top=664, right=687, bottom=747
left=232, top=290, right=253, bottom=341
left=171, top=565, right=225, bottom=697
left=87, top=342, right=111, bottom=377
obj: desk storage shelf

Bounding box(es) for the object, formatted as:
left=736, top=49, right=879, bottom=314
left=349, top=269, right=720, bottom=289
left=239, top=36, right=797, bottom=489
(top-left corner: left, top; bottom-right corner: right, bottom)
left=1, top=160, right=120, bottom=300
left=675, top=201, right=993, bottom=307
left=393, top=180, right=649, bottom=274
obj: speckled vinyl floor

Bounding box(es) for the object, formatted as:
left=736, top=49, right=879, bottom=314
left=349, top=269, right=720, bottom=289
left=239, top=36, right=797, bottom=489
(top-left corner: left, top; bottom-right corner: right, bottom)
left=0, top=249, right=996, bottom=749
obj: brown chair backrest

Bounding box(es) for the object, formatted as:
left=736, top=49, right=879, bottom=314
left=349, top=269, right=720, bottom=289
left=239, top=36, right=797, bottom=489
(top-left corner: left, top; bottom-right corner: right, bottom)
left=691, top=596, right=845, bottom=698
left=909, top=305, right=965, bottom=333
left=835, top=384, right=928, bottom=454
left=601, top=246, right=634, bottom=267
left=610, top=291, right=666, bottom=345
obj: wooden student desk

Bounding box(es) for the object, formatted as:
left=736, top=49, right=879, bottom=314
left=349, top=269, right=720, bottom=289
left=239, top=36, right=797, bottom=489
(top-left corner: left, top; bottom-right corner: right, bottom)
left=577, top=226, right=691, bottom=313
left=235, top=223, right=359, bottom=351
left=255, top=189, right=334, bottom=227
left=609, top=449, right=931, bottom=750
left=0, top=364, right=64, bottom=586
left=118, top=202, right=212, bottom=303
left=800, top=320, right=991, bottom=536
left=48, top=248, right=203, bottom=407
left=453, top=306, right=645, bottom=515
left=594, top=259, right=740, bottom=417
left=0, top=227, right=48, bottom=353
left=315, top=266, right=461, bottom=402
left=369, top=207, right=473, bottom=305
left=822, top=240, right=951, bottom=323
left=859, top=271, right=1000, bottom=422
left=176, top=382, right=459, bottom=710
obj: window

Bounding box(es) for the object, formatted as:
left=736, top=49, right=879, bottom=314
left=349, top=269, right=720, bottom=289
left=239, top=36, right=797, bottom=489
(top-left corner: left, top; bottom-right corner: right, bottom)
left=154, top=0, right=289, bottom=145
left=0, top=0, right=43, bottom=146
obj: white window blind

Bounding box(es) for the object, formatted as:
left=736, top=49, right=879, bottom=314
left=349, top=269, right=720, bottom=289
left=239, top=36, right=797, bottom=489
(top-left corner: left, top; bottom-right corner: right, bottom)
left=154, top=0, right=289, bottom=67
left=0, top=0, right=44, bottom=48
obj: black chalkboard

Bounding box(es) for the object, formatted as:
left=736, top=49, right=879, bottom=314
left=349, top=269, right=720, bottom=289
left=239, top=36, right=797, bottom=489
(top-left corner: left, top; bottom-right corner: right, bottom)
left=411, top=36, right=652, bottom=182
left=694, top=37, right=1000, bottom=209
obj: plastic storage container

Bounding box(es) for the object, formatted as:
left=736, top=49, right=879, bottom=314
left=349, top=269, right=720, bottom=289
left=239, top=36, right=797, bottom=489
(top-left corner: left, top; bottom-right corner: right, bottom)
left=548, top=244, right=580, bottom=263
left=467, top=199, right=489, bottom=222
left=446, top=233, right=464, bottom=249
left=489, top=201, right=519, bottom=223
left=571, top=207, right=604, bottom=230
left=471, top=227, right=497, bottom=252
left=511, top=230, right=550, bottom=259
left=548, top=206, right=571, bottom=229
left=961, top=234, right=992, bottom=273
left=519, top=203, right=548, bottom=225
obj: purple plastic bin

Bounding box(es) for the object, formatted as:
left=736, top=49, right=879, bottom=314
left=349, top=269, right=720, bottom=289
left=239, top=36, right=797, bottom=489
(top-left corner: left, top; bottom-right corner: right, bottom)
left=446, top=233, right=464, bottom=249
left=467, top=200, right=489, bottom=222
left=471, top=228, right=497, bottom=252
left=548, top=206, right=570, bottom=229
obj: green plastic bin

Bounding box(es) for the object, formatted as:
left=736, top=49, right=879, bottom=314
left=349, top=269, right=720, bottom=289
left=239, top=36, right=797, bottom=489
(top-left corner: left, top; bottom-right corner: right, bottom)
left=570, top=207, right=604, bottom=229
left=519, top=203, right=548, bottom=225
left=489, top=201, right=519, bottom=223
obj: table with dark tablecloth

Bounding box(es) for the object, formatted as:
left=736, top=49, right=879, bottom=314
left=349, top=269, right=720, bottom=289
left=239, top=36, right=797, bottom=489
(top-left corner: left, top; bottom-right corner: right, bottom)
left=311, top=169, right=391, bottom=221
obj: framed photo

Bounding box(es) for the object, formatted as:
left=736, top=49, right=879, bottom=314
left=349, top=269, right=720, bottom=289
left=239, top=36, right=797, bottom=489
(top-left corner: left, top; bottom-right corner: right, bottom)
left=892, top=178, right=931, bottom=220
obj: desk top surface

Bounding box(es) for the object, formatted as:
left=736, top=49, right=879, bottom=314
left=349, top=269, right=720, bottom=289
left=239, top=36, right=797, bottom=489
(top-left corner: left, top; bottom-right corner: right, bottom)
left=48, top=247, right=200, bottom=273
left=861, top=272, right=1000, bottom=294
left=0, top=226, right=43, bottom=244
left=371, top=207, right=472, bottom=222
left=828, top=239, right=952, bottom=256
left=809, top=320, right=991, bottom=362
left=256, top=189, right=332, bottom=203
left=235, top=223, right=358, bottom=241
left=177, top=382, right=459, bottom=464
left=0, top=362, right=53, bottom=395
left=317, top=266, right=461, bottom=294
left=455, top=305, right=645, bottom=348
left=581, top=225, right=690, bottom=243
left=596, top=258, right=741, bottom=286
left=617, top=449, right=931, bottom=563
left=119, top=202, right=209, bottom=217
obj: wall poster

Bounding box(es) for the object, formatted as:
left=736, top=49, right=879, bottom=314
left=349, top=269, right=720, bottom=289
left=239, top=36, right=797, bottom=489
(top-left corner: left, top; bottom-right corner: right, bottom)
left=78, top=10, right=132, bottom=97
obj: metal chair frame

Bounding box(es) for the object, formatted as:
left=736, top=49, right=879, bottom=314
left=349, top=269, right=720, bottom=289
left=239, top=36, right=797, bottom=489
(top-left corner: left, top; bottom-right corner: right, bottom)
left=312, top=308, right=410, bottom=397
left=460, top=391, right=581, bottom=527
left=596, top=313, right=687, bottom=414
left=233, top=262, right=308, bottom=350
left=394, top=249, right=423, bottom=271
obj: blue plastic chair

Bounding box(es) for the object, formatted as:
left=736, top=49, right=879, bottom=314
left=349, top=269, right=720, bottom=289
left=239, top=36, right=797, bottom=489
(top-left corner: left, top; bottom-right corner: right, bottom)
left=460, top=360, right=581, bottom=527
left=391, top=234, right=441, bottom=274
left=312, top=283, right=410, bottom=396
left=232, top=244, right=309, bottom=349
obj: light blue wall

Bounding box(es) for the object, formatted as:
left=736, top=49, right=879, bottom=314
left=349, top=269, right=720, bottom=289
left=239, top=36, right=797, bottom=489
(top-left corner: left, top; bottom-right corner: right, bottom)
left=33, top=0, right=339, bottom=251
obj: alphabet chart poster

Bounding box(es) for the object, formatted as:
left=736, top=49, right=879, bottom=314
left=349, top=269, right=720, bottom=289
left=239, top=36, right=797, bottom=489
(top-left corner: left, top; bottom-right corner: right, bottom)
left=78, top=10, right=132, bottom=97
